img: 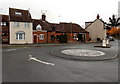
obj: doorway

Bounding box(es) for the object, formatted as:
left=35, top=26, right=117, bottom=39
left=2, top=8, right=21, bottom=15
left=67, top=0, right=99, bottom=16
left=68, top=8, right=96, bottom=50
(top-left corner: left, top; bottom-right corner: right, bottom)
left=33, top=35, right=37, bottom=43
left=78, top=33, right=86, bottom=41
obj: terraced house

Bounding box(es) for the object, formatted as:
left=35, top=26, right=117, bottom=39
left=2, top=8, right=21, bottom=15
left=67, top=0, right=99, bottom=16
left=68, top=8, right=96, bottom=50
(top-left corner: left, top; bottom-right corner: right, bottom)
left=0, top=14, right=9, bottom=44
left=33, top=14, right=89, bottom=43
left=0, top=8, right=89, bottom=44
left=9, top=8, right=33, bottom=44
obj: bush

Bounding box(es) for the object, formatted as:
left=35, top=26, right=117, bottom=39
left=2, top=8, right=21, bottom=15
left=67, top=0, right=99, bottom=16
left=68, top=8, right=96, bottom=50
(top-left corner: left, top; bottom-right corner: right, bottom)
left=59, top=34, right=68, bottom=43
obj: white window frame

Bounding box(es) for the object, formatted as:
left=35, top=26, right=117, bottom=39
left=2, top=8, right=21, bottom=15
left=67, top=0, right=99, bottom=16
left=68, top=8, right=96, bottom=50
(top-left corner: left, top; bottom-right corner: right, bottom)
left=36, top=24, right=42, bottom=30
left=73, top=33, right=77, bottom=40
left=39, top=34, right=44, bottom=40
left=14, top=22, right=19, bottom=27
left=15, top=12, right=22, bottom=15
left=3, top=22, right=6, bottom=26
left=24, top=23, right=29, bottom=28
left=16, top=31, right=25, bottom=40
left=0, top=22, right=6, bottom=26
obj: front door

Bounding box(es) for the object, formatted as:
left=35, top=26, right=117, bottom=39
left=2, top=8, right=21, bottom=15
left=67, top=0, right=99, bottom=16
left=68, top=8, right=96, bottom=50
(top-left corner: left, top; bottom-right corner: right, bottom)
left=78, top=33, right=85, bottom=41
left=33, top=35, right=37, bottom=43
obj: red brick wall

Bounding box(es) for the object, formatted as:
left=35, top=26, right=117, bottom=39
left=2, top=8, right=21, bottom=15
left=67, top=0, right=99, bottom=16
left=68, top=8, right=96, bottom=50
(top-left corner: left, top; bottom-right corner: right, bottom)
left=33, top=31, right=89, bottom=43
left=33, top=31, right=47, bottom=43
left=86, top=33, right=89, bottom=41
left=47, top=32, right=62, bottom=43
left=67, top=33, right=78, bottom=43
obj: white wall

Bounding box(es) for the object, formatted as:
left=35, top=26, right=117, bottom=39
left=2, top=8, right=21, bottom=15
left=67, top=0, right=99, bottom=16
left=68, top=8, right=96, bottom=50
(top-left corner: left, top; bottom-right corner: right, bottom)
left=86, top=19, right=105, bottom=41
left=10, top=22, right=33, bottom=44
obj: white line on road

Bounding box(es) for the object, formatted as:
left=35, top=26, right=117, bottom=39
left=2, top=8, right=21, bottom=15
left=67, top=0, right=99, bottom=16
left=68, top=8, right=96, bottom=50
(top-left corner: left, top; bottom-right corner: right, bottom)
left=6, top=49, right=17, bottom=51
left=28, top=55, right=55, bottom=66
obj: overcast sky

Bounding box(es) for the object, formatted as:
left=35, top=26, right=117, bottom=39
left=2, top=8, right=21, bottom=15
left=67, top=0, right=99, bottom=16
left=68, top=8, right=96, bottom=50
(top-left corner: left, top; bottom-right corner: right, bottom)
left=0, top=0, right=119, bottom=27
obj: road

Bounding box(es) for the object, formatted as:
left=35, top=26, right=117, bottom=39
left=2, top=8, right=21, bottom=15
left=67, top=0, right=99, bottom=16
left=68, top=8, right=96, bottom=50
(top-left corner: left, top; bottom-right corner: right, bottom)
left=2, top=41, right=119, bottom=82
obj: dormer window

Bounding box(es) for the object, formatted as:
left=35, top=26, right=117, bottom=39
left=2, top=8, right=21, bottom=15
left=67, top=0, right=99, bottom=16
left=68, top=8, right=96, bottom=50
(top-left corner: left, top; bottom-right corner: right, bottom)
left=52, top=26, right=56, bottom=31
left=36, top=24, right=42, bottom=30
left=15, top=12, right=22, bottom=15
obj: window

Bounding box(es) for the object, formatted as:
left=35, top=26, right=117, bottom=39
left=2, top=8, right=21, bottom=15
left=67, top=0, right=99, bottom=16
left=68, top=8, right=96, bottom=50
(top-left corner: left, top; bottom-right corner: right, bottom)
left=56, top=35, right=60, bottom=40
left=16, top=31, right=25, bottom=40
left=15, top=12, right=22, bottom=15
left=52, top=26, right=56, bottom=31
left=25, top=23, right=29, bottom=28
left=2, top=33, right=7, bottom=36
left=36, top=25, right=42, bottom=30
left=51, top=35, right=55, bottom=41
left=39, top=34, right=44, bottom=40
left=73, top=33, right=77, bottom=39
left=0, top=22, right=6, bottom=26
left=14, top=22, right=19, bottom=27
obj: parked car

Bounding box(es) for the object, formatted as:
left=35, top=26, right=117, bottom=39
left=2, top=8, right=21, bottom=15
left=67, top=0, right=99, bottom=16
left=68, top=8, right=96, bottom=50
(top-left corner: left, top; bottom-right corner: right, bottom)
left=109, top=36, right=115, bottom=41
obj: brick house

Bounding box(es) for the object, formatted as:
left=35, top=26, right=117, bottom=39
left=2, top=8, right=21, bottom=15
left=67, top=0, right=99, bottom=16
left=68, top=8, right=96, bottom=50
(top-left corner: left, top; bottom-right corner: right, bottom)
left=85, top=15, right=105, bottom=41
left=0, top=14, right=9, bottom=44
left=9, top=8, right=33, bottom=44
left=33, top=14, right=89, bottom=43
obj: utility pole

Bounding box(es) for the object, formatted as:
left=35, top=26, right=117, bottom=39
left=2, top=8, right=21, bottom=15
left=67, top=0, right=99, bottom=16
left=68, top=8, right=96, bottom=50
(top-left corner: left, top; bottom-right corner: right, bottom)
left=70, top=22, right=72, bottom=43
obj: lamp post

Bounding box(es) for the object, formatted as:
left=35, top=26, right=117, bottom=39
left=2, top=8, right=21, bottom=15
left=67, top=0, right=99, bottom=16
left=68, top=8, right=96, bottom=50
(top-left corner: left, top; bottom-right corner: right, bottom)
left=70, top=22, right=72, bottom=43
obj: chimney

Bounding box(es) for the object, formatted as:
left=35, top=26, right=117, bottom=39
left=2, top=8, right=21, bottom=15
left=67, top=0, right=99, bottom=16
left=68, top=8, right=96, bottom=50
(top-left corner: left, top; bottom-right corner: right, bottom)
left=42, top=14, right=46, bottom=21
left=97, top=14, right=100, bottom=19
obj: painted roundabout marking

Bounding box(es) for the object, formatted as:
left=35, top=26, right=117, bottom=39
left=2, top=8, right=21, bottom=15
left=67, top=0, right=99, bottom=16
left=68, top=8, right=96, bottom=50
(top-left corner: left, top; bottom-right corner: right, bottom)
left=61, top=49, right=105, bottom=57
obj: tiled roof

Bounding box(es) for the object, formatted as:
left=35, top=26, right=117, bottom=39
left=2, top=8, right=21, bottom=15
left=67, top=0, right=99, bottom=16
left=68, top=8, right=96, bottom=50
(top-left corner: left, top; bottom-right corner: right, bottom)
left=33, top=19, right=88, bottom=33
left=85, top=19, right=105, bottom=29
left=0, top=14, right=9, bottom=22
left=59, top=23, right=89, bottom=33
left=32, top=19, right=52, bottom=31
left=9, top=8, right=32, bottom=22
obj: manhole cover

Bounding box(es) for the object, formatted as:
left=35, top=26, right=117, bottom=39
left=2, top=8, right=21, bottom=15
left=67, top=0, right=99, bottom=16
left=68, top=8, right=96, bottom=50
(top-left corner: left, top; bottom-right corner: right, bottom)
left=61, top=49, right=105, bottom=57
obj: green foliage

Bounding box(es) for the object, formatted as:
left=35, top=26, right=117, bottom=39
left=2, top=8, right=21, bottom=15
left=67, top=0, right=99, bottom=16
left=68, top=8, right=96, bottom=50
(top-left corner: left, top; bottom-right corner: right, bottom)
left=59, top=34, right=68, bottom=43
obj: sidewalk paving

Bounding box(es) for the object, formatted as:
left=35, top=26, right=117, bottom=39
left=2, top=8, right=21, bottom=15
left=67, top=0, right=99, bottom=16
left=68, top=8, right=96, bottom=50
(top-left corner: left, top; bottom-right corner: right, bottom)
left=1, top=43, right=80, bottom=48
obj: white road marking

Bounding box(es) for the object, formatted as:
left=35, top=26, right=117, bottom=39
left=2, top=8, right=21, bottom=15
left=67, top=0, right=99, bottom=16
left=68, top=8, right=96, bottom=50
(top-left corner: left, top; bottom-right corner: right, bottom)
left=6, top=49, right=16, bottom=51
left=28, top=55, right=55, bottom=66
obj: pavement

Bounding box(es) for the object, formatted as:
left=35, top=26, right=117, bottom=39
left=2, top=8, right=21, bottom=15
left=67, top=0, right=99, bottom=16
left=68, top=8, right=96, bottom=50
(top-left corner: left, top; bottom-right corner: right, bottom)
left=1, top=43, right=80, bottom=48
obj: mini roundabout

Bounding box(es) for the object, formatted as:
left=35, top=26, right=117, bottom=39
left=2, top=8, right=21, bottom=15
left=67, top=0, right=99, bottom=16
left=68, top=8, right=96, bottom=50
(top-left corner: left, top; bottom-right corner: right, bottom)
left=50, top=48, right=118, bottom=61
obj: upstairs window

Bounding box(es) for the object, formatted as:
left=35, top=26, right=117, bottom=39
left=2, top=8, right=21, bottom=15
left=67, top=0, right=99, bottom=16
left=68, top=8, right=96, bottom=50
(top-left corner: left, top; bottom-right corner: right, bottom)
left=25, top=23, right=29, bottom=28
left=36, top=25, right=42, bottom=30
left=14, top=22, right=19, bottom=27
left=0, top=22, right=6, bottom=26
left=52, top=26, right=56, bottom=31
left=15, top=12, right=22, bottom=15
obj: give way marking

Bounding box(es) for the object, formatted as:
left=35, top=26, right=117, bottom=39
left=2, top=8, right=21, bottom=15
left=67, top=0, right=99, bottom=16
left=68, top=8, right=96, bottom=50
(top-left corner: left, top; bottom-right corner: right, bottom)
left=28, top=55, right=55, bottom=66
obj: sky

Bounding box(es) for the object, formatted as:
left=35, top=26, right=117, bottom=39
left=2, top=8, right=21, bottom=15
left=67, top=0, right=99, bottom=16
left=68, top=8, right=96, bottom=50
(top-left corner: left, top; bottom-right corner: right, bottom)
left=0, top=0, right=120, bottom=27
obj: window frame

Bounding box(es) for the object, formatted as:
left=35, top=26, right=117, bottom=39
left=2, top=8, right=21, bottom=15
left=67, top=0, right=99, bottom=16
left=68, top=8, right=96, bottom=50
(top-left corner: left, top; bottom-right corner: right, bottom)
left=24, top=22, right=29, bottom=28
left=39, top=34, right=44, bottom=40
left=16, top=31, right=25, bottom=40
left=14, top=22, right=19, bottom=27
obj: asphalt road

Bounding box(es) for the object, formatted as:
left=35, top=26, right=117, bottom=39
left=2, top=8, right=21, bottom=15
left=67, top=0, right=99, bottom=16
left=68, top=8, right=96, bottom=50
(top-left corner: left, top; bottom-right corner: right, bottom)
left=2, top=40, right=119, bottom=82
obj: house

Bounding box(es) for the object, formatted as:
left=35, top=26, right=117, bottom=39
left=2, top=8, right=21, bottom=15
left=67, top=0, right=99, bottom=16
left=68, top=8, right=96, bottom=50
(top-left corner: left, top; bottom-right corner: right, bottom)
left=9, top=8, right=33, bottom=44
left=33, top=14, right=89, bottom=43
left=85, top=14, right=106, bottom=41
left=0, top=14, right=9, bottom=44
left=59, top=22, right=89, bottom=42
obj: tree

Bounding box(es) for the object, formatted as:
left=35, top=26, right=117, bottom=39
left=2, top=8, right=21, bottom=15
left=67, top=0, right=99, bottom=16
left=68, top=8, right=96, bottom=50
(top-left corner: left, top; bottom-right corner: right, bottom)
left=107, top=15, right=120, bottom=28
